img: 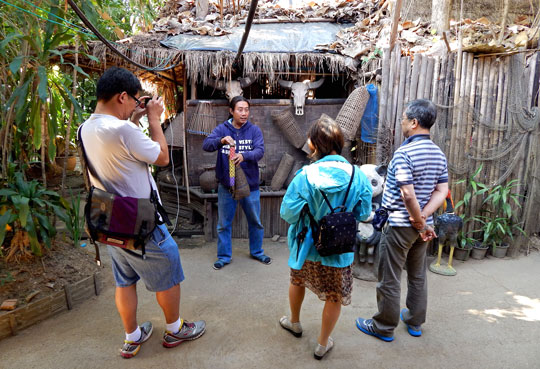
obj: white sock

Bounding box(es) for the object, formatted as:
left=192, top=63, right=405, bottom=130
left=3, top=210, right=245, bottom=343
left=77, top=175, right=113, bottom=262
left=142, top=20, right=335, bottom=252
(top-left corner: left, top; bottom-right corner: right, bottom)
left=166, top=317, right=183, bottom=334
left=126, top=326, right=141, bottom=342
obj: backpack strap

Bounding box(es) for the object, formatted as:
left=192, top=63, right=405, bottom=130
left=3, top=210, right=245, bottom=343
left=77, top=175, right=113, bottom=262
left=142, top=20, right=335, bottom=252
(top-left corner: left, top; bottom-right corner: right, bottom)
left=319, top=164, right=355, bottom=213
left=77, top=123, right=102, bottom=266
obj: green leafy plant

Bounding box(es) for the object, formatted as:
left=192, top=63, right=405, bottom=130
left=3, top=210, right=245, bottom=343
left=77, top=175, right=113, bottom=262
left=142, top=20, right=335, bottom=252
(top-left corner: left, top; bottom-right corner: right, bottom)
left=0, top=172, right=68, bottom=261
left=474, top=179, right=526, bottom=253
left=454, top=166, right=489, bottom=249
left=60, top=189, right=85, bottom=247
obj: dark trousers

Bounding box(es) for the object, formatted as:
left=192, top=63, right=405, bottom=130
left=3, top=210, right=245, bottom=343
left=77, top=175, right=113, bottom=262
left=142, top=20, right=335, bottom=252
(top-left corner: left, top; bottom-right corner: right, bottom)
left=372, top=226, right=428, bottom=336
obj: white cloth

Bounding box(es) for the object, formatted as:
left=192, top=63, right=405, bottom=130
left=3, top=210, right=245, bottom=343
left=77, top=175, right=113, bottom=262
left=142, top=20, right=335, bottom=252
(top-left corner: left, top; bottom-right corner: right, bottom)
left=80, top=114, right=160, bottom=199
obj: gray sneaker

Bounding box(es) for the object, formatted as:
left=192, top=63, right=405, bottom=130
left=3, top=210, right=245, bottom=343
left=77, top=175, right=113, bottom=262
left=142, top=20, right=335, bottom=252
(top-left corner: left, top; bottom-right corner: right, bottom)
left=120, top=321, right=153, bottom=359
left=162, top=320, right=206, bottom=348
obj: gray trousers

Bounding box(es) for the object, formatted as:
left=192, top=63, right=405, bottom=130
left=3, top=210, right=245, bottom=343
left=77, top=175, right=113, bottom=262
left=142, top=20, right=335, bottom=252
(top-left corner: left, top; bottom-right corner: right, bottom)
left=372, top=226, right=428, bottom=336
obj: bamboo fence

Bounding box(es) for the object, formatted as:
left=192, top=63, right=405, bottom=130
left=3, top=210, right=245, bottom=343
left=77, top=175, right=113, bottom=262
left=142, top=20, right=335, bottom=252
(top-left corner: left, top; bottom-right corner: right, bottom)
left=376, top=47, right=540, bottom=255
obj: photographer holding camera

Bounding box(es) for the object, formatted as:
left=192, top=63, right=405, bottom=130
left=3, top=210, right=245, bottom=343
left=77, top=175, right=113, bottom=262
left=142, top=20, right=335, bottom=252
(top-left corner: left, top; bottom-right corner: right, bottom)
left=80, top=67, right=205, bottom=358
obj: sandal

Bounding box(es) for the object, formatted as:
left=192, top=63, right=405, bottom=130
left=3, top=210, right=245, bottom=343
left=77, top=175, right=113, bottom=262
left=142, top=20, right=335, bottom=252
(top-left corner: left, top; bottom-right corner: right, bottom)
left=213, top=260, right=227, bottom=270
left=251, top=254, right=272, bottom=265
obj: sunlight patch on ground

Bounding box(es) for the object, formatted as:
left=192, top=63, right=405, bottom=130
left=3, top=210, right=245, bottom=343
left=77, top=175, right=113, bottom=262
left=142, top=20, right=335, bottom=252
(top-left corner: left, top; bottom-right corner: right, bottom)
left=467, top=293, right=540, bottom=323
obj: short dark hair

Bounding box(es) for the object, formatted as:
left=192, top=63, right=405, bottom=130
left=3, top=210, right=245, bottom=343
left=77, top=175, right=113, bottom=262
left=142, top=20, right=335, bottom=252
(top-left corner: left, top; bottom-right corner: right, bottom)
left=307, top=115, right=344, bottom=160
left=229, top=95, right=250, bottom=110
left=96, top=67, right=141, bottom=102
left=405, top=99, right=437, bottom=129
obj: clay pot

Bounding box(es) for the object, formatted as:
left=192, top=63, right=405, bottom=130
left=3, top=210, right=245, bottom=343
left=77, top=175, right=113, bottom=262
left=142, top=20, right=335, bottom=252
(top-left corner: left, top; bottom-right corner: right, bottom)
left=471, top=243, right=488, bottom=260
left=199, top=166, right=218, bottom=193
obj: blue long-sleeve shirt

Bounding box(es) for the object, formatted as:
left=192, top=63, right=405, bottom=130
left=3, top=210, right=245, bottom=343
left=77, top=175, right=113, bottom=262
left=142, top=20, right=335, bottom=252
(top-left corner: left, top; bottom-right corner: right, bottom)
left=202, top=119, right=264, bottom=191
left=280, top=155, right=373, bottom=269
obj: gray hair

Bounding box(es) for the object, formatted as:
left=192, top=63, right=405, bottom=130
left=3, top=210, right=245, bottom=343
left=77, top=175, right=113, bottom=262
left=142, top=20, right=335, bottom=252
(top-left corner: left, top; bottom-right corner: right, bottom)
left=405, top=99, right=437, bottom=129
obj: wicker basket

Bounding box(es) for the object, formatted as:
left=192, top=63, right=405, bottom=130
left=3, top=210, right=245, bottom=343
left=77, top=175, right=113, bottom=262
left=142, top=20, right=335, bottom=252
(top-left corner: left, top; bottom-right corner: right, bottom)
left=271, top=153, right=295, bottom=191
left=271, top=109, right=306, bottom=149
left=233, top=166, right=250, bottom=200
left=335, top=86, right=370, bottom=140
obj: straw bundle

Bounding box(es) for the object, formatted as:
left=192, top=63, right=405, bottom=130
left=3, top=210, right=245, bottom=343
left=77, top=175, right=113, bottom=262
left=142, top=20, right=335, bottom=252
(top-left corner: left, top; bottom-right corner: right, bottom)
left=187, top=101, right=217, bottom=135
left=271, top=109, right=306, bottom=148
left=335, top=86, right=370, bottom=140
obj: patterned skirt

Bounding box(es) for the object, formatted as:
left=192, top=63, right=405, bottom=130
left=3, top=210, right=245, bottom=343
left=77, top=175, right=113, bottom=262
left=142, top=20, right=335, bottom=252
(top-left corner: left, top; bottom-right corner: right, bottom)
left=290, top=260, right=353, bottom=306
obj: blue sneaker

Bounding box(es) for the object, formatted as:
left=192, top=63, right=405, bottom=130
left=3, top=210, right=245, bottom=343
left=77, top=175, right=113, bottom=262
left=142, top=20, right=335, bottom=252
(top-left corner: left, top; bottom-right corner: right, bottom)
left=355, top=318, right=394, bottom=342
left=400, top=308, right=422, bottom=337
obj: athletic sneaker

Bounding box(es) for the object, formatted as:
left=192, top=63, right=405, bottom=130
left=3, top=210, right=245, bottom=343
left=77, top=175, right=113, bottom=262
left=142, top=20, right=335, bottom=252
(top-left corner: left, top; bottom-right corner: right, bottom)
left=120, top=321, right=153, bottom=359
left=162, top=320, right=206, bottom=348
left=400, top=308, right=422, bottom=337
left=355, top=317, right=394, bottom=342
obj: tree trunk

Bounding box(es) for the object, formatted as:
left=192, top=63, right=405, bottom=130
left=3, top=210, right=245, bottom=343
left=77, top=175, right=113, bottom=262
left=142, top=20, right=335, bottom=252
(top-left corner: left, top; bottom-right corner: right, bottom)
left=431, top=0, right=453, bottom=33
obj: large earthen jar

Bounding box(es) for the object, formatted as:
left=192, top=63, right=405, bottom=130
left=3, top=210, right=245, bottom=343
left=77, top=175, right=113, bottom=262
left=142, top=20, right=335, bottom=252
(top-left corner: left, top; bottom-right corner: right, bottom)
left=199, top=165, right=218, bottom=193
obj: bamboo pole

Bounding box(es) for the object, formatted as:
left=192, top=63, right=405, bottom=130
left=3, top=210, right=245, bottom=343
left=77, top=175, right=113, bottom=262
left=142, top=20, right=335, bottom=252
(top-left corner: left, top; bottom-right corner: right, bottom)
left=443, top=54, right=455, bottom=156
left=409, top=54, right=422, bottom=101
left=417, top=55, right=429, bottom=99
left=376, top=47, right=391, bottom=164
left=485, top=58, right=500, bottom=188
left=454, top=53, right=473, bottom=203
left=528, top=53, right=537, bottom=107
left=424, top=57, right=435, bottom=99
left=403, top=56, right=412, bottom=106
left=395, top=55, right=409, bottom=146
left=448, top=51, right=463, bottom=185
left=389, top=46, right=401, bottom=152
left=431, top=56, right=441, bottom=103
left=488, top=59, right=505, bottom=186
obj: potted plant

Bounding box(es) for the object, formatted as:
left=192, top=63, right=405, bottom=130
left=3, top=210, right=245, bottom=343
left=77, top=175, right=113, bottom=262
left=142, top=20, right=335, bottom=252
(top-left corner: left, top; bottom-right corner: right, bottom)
left=470, top=241, right=489, bottom=260
left=475, top=179, right=526, bottom=258
left=454, top=166, right=489, bottom=261
left=455, top=229, right=474, bottom=261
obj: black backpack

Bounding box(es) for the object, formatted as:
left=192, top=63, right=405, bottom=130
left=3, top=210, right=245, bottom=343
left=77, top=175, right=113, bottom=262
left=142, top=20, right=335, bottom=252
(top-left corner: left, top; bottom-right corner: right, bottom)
left=299, top=165, right=357, bottom=257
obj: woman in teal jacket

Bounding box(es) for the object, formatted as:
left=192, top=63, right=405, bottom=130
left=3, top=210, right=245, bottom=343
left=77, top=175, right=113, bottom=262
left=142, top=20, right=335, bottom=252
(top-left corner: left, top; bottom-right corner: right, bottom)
left=279, top=116, right=372, bottom=360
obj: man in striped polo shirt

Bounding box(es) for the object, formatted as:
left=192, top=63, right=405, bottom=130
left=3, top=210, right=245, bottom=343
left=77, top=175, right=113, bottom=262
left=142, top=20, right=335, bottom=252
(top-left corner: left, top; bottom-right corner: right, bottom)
left=356, top=99, right=449, bottom=342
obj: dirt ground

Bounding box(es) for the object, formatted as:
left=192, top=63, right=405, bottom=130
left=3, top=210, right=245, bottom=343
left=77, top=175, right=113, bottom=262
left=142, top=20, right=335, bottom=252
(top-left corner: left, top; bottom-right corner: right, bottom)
left=0, top=240, right=99, bottom=309
left=1, top=237, right=539, bottom=369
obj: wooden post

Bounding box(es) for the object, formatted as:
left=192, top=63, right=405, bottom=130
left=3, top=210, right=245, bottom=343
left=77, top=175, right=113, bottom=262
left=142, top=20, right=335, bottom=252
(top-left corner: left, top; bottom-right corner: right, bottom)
left=409, top=54, right=422, bottom=101
left=389, top=0, right=404, bottom=51
left=431, top=0, right=452, bottom=34
left=376, top=47, right=391, bottom=164
left=182, top=66, right=191, bottom=203
left=394, top=55, right=408, bottom=147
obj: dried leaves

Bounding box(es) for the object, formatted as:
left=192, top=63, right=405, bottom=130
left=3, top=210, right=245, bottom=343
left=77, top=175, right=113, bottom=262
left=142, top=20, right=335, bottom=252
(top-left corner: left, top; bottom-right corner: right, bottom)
left=152, top=0, right=535, bottom=58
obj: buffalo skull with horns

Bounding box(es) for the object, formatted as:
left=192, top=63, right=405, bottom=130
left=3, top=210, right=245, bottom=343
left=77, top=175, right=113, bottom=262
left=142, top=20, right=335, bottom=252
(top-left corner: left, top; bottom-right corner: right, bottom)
left=207, top=77, right=255, bottom=101
left=278, top=78, right=325, bottom=115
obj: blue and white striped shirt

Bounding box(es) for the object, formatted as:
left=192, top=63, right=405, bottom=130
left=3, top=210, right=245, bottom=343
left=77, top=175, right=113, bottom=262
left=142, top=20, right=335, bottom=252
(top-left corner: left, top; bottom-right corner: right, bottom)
left=382, top=134, right=448, bottom=227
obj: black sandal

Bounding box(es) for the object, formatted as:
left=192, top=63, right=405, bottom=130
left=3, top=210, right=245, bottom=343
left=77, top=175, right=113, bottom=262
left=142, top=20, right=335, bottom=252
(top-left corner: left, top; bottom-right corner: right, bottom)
left=251, top=254, right=272, bottom=265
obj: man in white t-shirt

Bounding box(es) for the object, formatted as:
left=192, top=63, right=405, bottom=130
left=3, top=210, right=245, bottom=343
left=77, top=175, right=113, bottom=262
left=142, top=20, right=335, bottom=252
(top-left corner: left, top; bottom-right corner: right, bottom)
left=80, top=67, right=205, bottom=358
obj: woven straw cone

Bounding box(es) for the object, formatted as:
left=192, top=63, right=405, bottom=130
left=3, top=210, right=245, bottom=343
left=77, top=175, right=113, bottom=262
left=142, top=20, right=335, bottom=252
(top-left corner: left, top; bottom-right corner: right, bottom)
left=271, top=109, right=306, bottom=149
left=335, top=86, right=370, bottom=141
left=233, top=166, right=250, bottom=200
left=271, top=152, right=295, bottom=191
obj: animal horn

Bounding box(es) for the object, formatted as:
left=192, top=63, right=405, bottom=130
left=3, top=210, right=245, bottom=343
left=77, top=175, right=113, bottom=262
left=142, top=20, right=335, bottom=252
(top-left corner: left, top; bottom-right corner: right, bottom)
left=239, top=77, right=255, bottom=88
left=207, top=78, right=226, bottom=91
left=278, top=79, right=293, bottom=90
left=307, top=78, right=325, bottom=89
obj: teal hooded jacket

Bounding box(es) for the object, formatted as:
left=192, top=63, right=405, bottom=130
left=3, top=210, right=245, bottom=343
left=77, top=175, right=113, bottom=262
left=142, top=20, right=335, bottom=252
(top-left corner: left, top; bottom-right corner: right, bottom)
left=280, top=155, right=373, bottom=270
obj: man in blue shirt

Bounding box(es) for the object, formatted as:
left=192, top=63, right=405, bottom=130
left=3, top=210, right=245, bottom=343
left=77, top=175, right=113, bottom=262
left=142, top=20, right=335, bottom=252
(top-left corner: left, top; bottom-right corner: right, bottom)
left=356, top=99, right=448, bottom=341
left=203, top=96, right=271, bottom=270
